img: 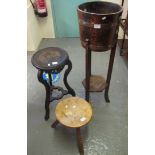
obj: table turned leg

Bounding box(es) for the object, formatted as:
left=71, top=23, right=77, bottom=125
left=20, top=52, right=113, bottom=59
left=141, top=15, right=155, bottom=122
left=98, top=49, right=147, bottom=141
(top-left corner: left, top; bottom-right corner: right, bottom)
left=51, top=120, right=59, bottom=128
left=76, top=128, right=84, bottom=155
left=64, top=59, right=76, bottom=96
left=37, top=70, right=51, bottom=120
left=104, top=43, right=117, bottom=103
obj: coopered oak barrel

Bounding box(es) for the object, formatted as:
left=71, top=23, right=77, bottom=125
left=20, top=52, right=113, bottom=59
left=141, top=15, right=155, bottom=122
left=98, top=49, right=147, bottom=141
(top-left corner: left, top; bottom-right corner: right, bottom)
left=77, top=1, right=123, bottom=51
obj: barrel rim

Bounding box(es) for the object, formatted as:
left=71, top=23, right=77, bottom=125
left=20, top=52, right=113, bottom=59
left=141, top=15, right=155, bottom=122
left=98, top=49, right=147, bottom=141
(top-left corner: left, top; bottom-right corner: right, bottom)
left=77, top=1, right=123, bottom=16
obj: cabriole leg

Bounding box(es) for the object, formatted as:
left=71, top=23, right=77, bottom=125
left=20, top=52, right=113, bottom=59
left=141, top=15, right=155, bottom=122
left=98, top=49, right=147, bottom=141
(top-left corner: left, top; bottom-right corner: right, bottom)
left=37, top=70, right=51, bottom=120
left=63, top=59, right=76, bottom=96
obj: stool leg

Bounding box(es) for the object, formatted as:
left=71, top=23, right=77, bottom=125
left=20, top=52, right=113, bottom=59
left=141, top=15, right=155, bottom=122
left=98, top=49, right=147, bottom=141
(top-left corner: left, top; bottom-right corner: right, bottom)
left=76, top=128, right=84, bottom=155
left=38, top=70, right=50, bottom=120
left=85, top=42, right=91, bottom=102
left=64, top=59, right=76, bottom=96
left=104, top=43, right=117, bottom=103
left=51, top=120, right=59, bottom=128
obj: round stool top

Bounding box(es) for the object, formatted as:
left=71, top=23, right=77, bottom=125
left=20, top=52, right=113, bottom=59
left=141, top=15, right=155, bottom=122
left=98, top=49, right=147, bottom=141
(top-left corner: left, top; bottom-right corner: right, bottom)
left=31, top=47, right=69, bottom=71
left=55, top=97, right=92, bottom=128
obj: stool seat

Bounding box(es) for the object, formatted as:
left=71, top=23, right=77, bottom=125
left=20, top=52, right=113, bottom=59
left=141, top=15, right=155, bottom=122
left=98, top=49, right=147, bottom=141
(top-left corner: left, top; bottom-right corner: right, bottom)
left=31, top=47, right=69, bottom=71
left=55, top=97, right=92, bottom=128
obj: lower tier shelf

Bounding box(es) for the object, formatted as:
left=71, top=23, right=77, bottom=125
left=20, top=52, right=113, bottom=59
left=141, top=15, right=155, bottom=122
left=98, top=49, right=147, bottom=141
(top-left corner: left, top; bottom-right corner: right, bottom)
left=82, top=75, right=106, bottom=92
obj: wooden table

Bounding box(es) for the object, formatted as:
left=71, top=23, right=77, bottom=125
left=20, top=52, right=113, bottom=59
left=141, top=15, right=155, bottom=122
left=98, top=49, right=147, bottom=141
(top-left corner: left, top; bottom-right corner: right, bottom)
left=31, top=47, right=76, bottom=120
left=51, top=97, right=93, bottom=155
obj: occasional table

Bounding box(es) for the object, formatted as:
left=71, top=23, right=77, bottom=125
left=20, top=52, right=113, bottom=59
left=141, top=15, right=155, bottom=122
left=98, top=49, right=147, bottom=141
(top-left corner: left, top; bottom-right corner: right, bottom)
left=31, top=47, right=76, bottom=120
left=51, top=97, right=92, bottom=155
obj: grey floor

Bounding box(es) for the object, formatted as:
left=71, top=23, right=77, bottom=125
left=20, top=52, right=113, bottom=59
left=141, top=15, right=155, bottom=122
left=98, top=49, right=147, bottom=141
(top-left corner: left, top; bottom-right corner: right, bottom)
left=27, top=38, right=128, bottom=155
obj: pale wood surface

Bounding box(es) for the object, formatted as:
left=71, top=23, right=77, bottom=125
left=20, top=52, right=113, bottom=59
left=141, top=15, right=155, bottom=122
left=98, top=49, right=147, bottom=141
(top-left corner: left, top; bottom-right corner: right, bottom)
left=55, top=97, right=93, bottom=128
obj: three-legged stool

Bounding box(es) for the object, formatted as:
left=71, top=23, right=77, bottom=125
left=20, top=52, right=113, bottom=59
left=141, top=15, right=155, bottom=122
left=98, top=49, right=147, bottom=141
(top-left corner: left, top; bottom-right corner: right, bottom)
left=31, top=47, right=76, bottom=120
left=51, top=97, right=92, bottom=155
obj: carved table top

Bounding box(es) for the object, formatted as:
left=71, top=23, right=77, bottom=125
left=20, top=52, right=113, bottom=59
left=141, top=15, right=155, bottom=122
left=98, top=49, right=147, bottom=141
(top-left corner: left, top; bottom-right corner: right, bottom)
left=31, top=47, right=69, bottom=71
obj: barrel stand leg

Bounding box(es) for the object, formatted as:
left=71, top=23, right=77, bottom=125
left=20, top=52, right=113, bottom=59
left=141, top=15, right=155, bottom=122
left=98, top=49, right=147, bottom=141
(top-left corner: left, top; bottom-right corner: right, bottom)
left=85, top=41, right=91, bottom=102
left=104, top=44, right=117, bottom=103
left=120, top=32, right=125, bottom=56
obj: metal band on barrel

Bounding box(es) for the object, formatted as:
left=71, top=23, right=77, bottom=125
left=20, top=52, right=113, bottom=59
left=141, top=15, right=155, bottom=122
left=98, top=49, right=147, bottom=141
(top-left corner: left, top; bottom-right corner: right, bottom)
left=78, top=19, right=117, bottom=28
